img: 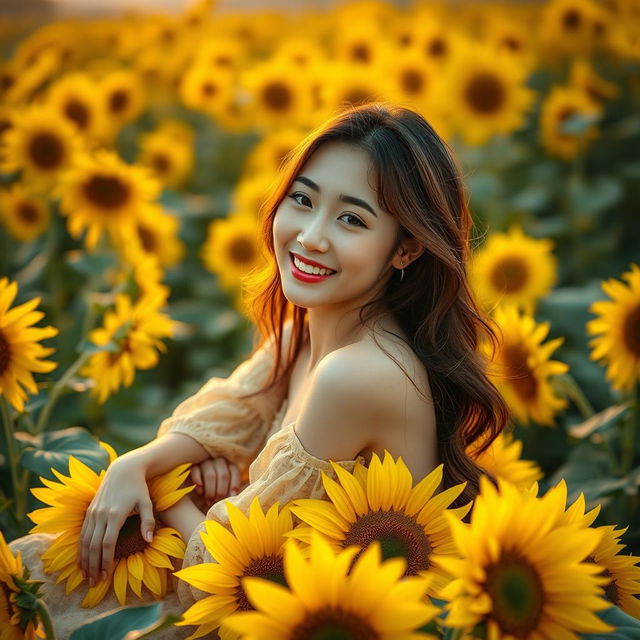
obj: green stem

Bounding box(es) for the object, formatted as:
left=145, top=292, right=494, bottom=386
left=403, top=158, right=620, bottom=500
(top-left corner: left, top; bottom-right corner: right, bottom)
left=0, top=397, right=24, bottom=522
left=621, top=382, right=639, bottom=476
left=35, top=599, right=57, bottom=640
left=558, top=373, right=596, bottom=419
left=448, top=629, right=465, bottom=640
left=33, top=350, right=91, bottom=435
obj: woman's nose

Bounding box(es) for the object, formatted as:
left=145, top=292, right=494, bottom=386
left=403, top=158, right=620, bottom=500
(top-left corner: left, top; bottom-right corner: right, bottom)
left=297, top=217, right=330, bottom=252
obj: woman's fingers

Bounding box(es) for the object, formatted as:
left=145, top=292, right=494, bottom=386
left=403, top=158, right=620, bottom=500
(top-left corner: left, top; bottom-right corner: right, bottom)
left=200, top=459, right=218, bottom=503
left=213, top=458, right=231, bottom=500
left=88, top=517, right=108, bottom=586
left=229, top=463, right=241, bottom=495
left=101, top=515, right=122, bottom=581
left=190, top=465, right=203, bottom=495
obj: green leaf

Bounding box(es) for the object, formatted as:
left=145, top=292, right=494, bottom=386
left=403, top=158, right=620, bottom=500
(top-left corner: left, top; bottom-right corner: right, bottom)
left=16, top=427, right=110, bottom=481
left=65, top=250, right=118, bottom=277
left=560, top=111, right=601, bottom=135
left=581, top=604, right=640, bottom=639
left=69, top=603, right=183, bottom=640
left=567, top=175, right=624, bottom=218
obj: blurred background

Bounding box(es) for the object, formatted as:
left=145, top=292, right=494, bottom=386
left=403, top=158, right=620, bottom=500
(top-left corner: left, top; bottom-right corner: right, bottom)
left=1, top=0, right=639, bottom=574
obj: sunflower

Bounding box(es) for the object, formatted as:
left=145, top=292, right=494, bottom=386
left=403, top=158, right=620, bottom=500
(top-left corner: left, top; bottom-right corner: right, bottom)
left=0, top=183, right=50, bottom=242
left=230, top=174, right=277, bottom=220
left=430, top=475, right=614, bottom=639
left=0, top=531, right=45, bottom=640
left=538, top=0, right=604, bottom=57
left=79, top=291, right=173, bottom=404
left=29, top=455, right=192, bottom=608
left=469, top=226, right=557, bottom=315
left=200, top=213, right=266, bottom=293
left=569, top=57, right=620, bottom=108
left=482, top=303, right=569, bottom=426
left=386, top=48, right=443, bottom=114
left=441, top=43, right=536, bottom=146
left=224, top=532, right=441, bottom=640
left=46, top=72, right=106, bottom=142
left=332, top=21, right=395, bottom=70
left=273, top=34, right=326, bottom=71
left=98, top=69, right=145, bottom=140
left=240, top=57, right=315, bottom=131
left=481, top=13, right=538, bottom=72
left=242, top=127, right=306, bottom=179
left=287, top=451, right=471, bottom=598
left=0, top=105, right=81, bottom=192
left=0, top=278, right=58, bottom=413
left=56, top=148, right=161, bottom=251
left=192, top=36, right=246, bottom=73
left=137, top=128, right=194, bottom=189
left=412, top=14, right=468, bottom=67
left=179, top=64, right=236, bottom=119
left=174, top=497, right=293, bottom=640
left=466, top=430, right=544, bottom=491
left=587, top=263, right=640, bottom=393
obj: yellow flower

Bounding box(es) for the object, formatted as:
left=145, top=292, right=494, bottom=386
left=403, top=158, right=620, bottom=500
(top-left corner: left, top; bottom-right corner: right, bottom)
left=137, top=127, right=194, bottom=189
left=442, top=43, right=536, bottom=146
left=200, top=213, right=266, bottom=293
left=224, top=532, right=441, bottom=640
left=240, top=57, right=315, bottom=131
left=332, top=21, right=396, bottom=70
left=174, top=497, right=293, bottom=640
left=287, top=451, right=471, bottom=598
left=45, top=72, right=106, bottom=141
left=0, top=531, right=45, bottom=640
left=56, top=149, right=161, bottom=251
left=409, top=13, right=467, bottom=67
left=431, top=476, right=614, bottom=638
left=0, top=278, right=58, bottom=412
left=467, top=430, right=544, bottom=491
left=568, top=57, right=620, bottom=108
left=241, top=127, right=306, bottom=179
left=482, top=303, right=569, bottom=426
left=0, top=183, right=50, bottom=243
left=28, top=456, right=192, bottom=607
left=469, top=226, right=557, bottom=315
left=481, top=13, right=538, bottom=72
left=230, top=174, right=277, bottom=220
left=99, top=69, right=145, bottom=134
left=191, top=35, right=246, bottom=73
left=539, top=84, right=602, bottom=160
left=0, top=105, right=81, bottom=192
left=587, top=263, right=640, bottom=393
left=80, top=292, right=174, bottom=404
left=179, top=64, right=236, bottom=120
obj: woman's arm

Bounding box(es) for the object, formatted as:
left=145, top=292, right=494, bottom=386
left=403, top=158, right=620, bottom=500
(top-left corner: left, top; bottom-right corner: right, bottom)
left=158, top=494, right=205, bottom=545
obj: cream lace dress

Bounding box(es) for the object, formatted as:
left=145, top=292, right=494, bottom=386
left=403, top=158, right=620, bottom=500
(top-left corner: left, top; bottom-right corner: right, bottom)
left=9, top=336, right=365, bottom=639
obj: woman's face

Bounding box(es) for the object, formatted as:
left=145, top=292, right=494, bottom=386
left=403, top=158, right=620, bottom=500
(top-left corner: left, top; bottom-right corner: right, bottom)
left=273, top=141, right=400, bottom=311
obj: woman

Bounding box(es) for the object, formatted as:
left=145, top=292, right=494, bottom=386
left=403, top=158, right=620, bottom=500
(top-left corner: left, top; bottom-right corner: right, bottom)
left=12, top=102, right=509, bottom=636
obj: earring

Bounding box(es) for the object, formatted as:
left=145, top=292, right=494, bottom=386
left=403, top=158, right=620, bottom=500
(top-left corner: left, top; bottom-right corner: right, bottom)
left=400, top=260, right=405, bottom=281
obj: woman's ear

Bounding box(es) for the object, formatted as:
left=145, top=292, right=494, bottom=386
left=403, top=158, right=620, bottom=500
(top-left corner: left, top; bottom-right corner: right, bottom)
left=394, top=238, right=425, bottom=268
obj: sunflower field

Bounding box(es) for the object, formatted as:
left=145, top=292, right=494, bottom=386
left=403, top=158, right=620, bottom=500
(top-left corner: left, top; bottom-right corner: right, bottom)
left=1, top=0, right=640, bottom=637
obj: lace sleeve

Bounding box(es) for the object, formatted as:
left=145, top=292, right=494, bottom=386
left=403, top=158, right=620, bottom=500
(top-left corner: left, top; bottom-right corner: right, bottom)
left=155, top=336, right=287, bottom=476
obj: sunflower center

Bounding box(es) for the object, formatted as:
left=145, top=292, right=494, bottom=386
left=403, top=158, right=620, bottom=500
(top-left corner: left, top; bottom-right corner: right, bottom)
left=341, top=509, right=431, bottom=575
left=290, top=606, right=380, bottom=640
left=503, top=37, right=521, bottom=51
left=109, top=89, right=130, bottom=115
left=83, top=174, right=131, bottom=210
left=64, top=99, right=90, bottom=130
left=585, top=555, right=620, bottom=605
left=502, top=343, right=537, bottom=401
left=17, top=202, right=40, bottom=225
left=262, top=82, right=293, bottom=112
left=201, top=82, right=217, bottom=98
left=623, top=304, right=640, bottom=356
left=427, top=38, right=447, bottom=58
left=114, top=515, right=151, bottom=558
left=236, top=554, right=286, bottom=612
left=138, top=226, right=156, bottom=253
left=492, top=256, right=528, bottom=292
left=484, top=549, right=544, bottom=635
left=465, top=72, right=505, bottom=115
left=29, top=131, right=64, bottom=170
left=401, top=69, right=425, bottom=94
left=351, top=44, right=371, bottom=63
left=343, top=89, right=371, bottom=106
left=562, top=9, right=582, bottom=30
left=228, top=236, right=255, bottom=264
left=0, top=328, right=10, bottom=376
left=151, top=153, right=171, bottom=175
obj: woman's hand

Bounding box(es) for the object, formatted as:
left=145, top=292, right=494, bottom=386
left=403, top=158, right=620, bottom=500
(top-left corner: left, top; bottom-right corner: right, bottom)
left=189, top=457, right=241, bottom=507
left=79, top=455, right=155, bottom=587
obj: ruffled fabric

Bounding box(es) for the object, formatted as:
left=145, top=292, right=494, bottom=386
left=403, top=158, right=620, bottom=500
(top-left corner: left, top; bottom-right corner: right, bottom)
left=156, top=337, right=288, bottom=479
left=177, top=398, right=366, bottom=607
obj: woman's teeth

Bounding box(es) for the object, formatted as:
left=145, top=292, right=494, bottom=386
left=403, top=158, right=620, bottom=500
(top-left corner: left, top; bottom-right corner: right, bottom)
left=293, top=255, right=335, bottom=276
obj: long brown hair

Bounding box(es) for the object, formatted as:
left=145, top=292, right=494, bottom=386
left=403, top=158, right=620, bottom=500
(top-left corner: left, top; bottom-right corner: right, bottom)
left=238, top=102, right=511, bottom=510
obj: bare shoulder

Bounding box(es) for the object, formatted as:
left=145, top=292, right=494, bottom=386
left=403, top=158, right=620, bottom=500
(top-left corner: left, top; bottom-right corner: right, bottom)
left=293, top=336, right=435, bottom=466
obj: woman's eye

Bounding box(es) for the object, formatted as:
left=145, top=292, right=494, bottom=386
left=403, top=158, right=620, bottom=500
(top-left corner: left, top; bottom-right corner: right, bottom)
left=340, top=213, right=366, bottom=228
left=288, top=192, right=311, bottom=207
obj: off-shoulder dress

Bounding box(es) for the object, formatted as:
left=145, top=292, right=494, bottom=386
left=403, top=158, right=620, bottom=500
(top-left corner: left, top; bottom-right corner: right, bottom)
left=9, top=336, right=365, bottom=639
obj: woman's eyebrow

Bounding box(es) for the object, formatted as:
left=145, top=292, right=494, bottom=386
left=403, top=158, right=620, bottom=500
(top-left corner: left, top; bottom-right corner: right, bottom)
left=293, top=175, right=378, bottom=218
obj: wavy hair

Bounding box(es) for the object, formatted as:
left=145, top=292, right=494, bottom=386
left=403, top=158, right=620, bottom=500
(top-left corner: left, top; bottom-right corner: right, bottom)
left=237, top=102, right=511, bottom=510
